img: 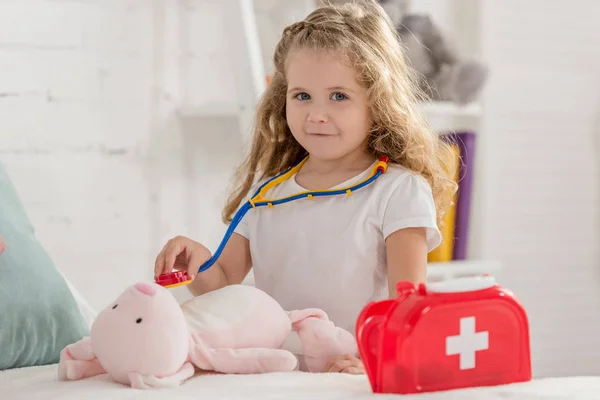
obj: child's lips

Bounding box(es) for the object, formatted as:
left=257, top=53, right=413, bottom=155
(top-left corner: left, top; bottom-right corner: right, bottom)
left=307, top=131, right=336, bottom=136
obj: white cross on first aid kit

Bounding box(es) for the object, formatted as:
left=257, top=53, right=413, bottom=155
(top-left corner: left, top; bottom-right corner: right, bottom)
left=446, top=316, right=489, bottom=370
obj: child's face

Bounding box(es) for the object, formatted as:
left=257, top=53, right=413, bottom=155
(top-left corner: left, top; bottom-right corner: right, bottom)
left=285, top=48, right=372, bottom=162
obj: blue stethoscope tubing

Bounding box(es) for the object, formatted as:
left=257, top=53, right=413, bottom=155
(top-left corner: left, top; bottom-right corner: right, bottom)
left=196, top=154, right=389, bottom=273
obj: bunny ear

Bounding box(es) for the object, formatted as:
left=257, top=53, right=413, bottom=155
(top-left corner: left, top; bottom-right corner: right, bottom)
left=287, top=308, right=329, bottom=324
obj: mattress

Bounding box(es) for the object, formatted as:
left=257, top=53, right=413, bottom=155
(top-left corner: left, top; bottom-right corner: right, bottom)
left=2, top=364, right=600, bottom=400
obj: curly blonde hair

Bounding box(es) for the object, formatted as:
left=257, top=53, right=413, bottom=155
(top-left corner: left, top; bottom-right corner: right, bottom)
left=222, top=0, right=457, bottom=227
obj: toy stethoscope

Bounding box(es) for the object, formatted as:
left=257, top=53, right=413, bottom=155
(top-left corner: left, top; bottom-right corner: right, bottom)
left=155, top=154, right=389, bottom=288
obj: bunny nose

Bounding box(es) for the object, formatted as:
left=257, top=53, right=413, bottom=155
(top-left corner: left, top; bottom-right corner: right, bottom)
left=134, top=282, right=157, bottom=297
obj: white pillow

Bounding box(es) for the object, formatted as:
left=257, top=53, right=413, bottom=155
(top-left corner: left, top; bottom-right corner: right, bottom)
left=58, top=271, right=97, bottom=330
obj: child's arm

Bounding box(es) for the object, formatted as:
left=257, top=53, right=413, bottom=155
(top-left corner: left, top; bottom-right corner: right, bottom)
left=187, top=232, right=252, bottom=296
left=385, top=227, right=428, bottom=298
left=318, top=228, right=427, bottom=375
left=154, top=233, right=252, bottom=297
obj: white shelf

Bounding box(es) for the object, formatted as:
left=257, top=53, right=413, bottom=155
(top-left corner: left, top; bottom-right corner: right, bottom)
left=175, top=99, right=483, bottom=140
left=178, top=104, right=241, bottom=119
left=419, top=101, right=482, bottom=133
left=427, top=259, right=501, bottom=281
left=419, top=101, right=482, bottom=117
left=238, top=260, right=501, bottom=289
left=177, top=101, right=481, bottom=120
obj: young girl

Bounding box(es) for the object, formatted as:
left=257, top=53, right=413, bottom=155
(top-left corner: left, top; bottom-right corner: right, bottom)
left=154, top=0, right=456, bottom=375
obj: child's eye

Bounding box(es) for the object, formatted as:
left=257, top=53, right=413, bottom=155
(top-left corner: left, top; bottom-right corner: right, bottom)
left=331, top=92, right=347, bottom=101
left=295, top=92, right=310, bottom=100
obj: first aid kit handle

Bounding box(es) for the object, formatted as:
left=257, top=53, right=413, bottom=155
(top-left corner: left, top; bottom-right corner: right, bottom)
left=426, top=275, right=496, bottom=294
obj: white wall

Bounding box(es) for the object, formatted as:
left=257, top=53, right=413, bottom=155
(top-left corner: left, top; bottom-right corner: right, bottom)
left=0, top=0, right=159, bottom=309
left=0, top=0, right=254, bottom=309
left=479, top=0, right=600, bottom=378
left=1, top=0, right=600, bottom=380
left=411, top=0, right=600, bottom=379
left=253, top=0, right=316, bottom=74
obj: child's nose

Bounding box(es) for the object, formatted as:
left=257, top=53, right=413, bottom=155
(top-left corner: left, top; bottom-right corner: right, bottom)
left=307, top=107, right=329, bottom=123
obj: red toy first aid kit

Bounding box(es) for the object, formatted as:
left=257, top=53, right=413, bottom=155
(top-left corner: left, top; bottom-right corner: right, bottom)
left=356, top=275, right=531, bottom=394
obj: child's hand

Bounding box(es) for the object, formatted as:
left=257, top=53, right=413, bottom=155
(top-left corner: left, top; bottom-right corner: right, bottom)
left=154, top=236, right=212, bottom=280
left=322, top=354, right=365, bottom=374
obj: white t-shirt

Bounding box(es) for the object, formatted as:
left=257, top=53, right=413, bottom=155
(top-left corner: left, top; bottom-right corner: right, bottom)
left=234, top=160, right=441, bottom=336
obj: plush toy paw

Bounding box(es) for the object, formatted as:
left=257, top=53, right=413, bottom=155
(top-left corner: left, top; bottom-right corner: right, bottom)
left=288, top=309, right=358, bottom=373
left=128, top=362, right=195, bottom=389
left=189, top=337, right=298, bottom=374
left=58, top=337, right=106, bottom=381
left=58, top=358, right=105, bottom=381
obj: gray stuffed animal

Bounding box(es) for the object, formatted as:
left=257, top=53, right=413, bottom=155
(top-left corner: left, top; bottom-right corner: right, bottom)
left=396, top=13, right=488, bottom=105
left=318, top=0, right=488, bottom=104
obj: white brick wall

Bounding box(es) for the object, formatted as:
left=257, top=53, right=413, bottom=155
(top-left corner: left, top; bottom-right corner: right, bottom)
left=0, top=0, right=156, bottom=309
left=0, top=0, right=249, bottom=309
left=180, top=0, right=238, bottom=107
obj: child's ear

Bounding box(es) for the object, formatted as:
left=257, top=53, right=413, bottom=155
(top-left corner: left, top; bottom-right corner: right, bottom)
left=0, top=236, right=6, bottom=255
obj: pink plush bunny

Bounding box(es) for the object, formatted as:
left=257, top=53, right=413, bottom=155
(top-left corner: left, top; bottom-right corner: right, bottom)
left=58, top=282, right=357, bottom=389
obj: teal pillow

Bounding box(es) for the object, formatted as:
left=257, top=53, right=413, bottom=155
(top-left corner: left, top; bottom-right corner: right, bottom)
left=0, top=162, right=89, bottom=369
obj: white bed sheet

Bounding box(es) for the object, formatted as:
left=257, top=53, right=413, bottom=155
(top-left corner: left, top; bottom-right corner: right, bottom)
left=2, top=364, right=600, bottom=400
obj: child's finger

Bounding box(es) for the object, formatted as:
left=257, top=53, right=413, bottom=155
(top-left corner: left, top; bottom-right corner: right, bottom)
left=187, top=251, right=210, bottom=281
left=154, top=251, right=166, bottom=277
left=324, top=357, right=343, bottom=373
left=163, top=242, right=184, bottom=275
left=327, top=361, right=347, bottom=373
left=186, top=256, right=200, bottom=281
left=324, top=355, right=357, bottom=373
left=341, top=366, right=364, bottom=375
left=154, top=242, right=170, bottom=277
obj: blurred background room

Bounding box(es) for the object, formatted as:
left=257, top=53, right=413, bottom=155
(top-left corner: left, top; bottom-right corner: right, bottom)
left=1, top=0, right=599, bottom=380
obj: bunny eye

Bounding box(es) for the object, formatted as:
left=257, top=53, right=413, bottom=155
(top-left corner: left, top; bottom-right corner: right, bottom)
left=112, top=304, right=118, bottom=309
left=136, top=318, right=143, bottom=324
